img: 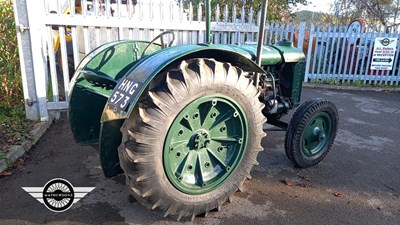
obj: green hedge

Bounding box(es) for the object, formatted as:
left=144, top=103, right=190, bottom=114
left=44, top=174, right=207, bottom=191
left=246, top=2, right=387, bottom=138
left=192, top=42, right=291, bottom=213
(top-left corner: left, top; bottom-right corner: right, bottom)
left=0, top=0, right=23, bottom=111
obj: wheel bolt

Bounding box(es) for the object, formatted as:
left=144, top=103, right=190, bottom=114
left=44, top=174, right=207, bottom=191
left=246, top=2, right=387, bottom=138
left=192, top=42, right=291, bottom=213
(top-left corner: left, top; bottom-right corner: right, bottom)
left=204, top=162, right=210, bottom=168
left=218, top=146, right=224, bottom=152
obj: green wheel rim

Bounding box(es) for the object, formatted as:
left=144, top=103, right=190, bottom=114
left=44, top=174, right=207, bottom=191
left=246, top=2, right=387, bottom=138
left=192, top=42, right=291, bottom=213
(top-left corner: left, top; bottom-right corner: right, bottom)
left=301, top=112, right=333, bottom=157
left=163, top=95, right=248, bottom=195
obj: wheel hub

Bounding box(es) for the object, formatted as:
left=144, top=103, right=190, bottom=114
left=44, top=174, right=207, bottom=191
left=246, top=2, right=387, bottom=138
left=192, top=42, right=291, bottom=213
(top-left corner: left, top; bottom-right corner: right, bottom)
left=302, top=112, right=332, bottom=157
left=313, top=127, right=327, bottom=141
left=192, top=130, right=211, bottom=150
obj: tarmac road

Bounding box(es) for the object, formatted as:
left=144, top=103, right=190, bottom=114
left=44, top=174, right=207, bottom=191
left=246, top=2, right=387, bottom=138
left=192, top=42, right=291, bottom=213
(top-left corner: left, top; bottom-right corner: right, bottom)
left=0, top=87, right=399, bottom=225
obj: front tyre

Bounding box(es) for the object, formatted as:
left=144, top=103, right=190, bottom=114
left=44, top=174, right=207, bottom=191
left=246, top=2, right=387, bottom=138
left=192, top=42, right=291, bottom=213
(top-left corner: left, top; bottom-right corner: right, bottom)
left=118, top=58, right=266, bottom=220
left=285, top=99, right=338, bottom=168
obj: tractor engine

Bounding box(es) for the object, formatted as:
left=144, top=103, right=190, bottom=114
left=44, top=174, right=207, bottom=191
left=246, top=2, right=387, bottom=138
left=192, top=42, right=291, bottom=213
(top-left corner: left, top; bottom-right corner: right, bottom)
left=235, top=40, right=306, bottom=120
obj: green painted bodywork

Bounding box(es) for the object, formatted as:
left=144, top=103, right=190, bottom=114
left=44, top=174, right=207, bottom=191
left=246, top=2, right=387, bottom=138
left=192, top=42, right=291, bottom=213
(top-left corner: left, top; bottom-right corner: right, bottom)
left=69, top=40, right=162, bottom=145
left=238, top=45, right=282, bottom=65
left=68, top=39, right=306, bottom=177
left=163, top=95, right=248, bottom=194
left=274, top=40, right=306, bottom=63
left=273, top=40, right=306, bottom=106
left=279, top=61, right=306, bottom=106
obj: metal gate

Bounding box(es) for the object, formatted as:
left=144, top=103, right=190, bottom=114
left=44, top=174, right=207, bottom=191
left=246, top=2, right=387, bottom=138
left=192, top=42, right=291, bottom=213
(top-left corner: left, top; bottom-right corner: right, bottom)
left=13, top=0, right=205, bottom=121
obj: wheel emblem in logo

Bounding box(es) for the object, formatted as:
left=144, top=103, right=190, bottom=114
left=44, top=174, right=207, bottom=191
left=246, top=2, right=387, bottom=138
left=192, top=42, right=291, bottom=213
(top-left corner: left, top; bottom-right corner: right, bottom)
left=42, top=179, right=75, bottom=212
left=379, top=38, right=395, bottom=46
left=22, top=178, right=95, bottom=212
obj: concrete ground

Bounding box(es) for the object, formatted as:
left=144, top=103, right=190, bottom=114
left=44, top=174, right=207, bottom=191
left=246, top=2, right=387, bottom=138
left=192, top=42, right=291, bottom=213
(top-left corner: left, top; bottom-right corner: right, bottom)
left=0, top=87, right=399, bottom=225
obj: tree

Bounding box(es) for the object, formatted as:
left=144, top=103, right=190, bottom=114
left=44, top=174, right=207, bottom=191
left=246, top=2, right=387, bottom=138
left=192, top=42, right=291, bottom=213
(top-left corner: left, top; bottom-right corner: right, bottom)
left=181, top=0, right=310, bottom=22
left=332, top=0, right=400, bottom=26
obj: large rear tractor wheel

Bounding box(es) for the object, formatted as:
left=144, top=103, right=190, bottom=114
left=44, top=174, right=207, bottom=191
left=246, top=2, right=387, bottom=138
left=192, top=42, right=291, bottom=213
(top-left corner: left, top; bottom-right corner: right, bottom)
left=118, top=58, right=266, bottom=220
left=285, top=99, right=338, bottom=168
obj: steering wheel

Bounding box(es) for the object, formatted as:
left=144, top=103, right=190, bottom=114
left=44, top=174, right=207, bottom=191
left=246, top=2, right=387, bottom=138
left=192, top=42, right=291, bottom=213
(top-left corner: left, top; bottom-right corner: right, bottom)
left=141, top=31, right=175, bottom=58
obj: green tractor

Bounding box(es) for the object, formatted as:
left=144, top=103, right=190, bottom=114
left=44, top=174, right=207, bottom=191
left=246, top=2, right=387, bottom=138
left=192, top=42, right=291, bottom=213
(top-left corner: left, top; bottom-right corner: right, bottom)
left=68, top=0, right=338, bottom=220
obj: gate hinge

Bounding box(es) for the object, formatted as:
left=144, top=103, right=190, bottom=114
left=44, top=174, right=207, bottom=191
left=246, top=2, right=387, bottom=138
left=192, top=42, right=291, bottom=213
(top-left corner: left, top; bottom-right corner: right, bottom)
left=26, top=98, right=37, bottom=106
left=17, top=24, right=30, bottom=33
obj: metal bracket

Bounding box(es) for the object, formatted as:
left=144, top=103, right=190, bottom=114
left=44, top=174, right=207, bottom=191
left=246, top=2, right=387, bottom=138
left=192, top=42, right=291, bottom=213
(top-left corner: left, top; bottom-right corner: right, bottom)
left=17, top=24, right=30, bottom=33
left=267, top=119, right=288, bottom=130
left=26, top=98, right=37, bottom=106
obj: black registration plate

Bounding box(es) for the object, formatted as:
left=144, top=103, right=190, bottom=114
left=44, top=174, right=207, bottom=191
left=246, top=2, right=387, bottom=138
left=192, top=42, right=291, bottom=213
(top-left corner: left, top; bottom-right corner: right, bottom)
left=108, top=77, right=142, bottom=111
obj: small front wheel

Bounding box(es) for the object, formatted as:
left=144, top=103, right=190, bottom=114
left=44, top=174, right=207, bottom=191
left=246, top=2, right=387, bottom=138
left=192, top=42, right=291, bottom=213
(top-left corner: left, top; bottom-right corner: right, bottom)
left=285, top=99, right=338, bottom=168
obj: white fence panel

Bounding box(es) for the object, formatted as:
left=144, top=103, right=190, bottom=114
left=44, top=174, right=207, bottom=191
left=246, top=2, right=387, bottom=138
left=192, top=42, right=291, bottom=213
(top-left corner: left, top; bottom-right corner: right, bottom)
left=304, top=23, right=400, bottom=85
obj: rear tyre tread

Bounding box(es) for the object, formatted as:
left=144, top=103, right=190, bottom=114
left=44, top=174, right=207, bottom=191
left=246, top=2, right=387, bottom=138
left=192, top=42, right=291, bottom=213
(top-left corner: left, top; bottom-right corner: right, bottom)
left=118, top=58, right=266, bottom=220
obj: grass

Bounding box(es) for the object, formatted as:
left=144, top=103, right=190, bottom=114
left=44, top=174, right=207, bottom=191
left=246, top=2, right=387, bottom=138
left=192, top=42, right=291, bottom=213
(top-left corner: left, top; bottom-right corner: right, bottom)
left=310, top=78, right=399, bottom=89
left=0, top=104, right=35, bottom=153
